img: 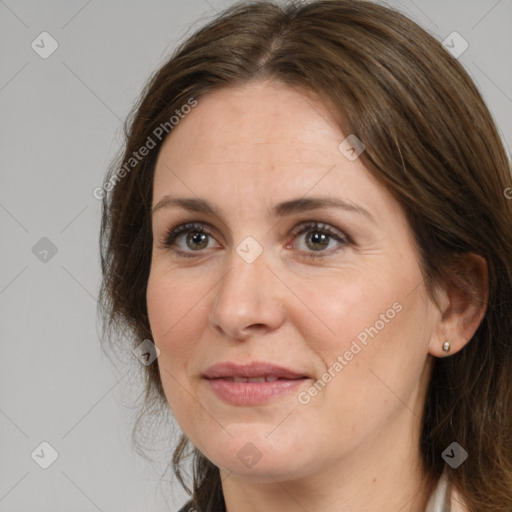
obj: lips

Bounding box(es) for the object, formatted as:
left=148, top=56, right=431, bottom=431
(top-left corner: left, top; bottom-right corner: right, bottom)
left=203, top=362, right=309, bottom=405
left=225, top=376, right=280, bottom=382
left=203, top=362, right=308, bottom=380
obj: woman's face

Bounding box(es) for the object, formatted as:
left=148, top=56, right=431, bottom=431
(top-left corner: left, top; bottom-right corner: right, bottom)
left=147, top=80, right=440, bottom=481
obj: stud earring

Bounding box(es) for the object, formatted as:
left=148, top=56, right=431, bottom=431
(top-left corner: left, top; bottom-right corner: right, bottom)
left=442, top=341, right=451, bottom=353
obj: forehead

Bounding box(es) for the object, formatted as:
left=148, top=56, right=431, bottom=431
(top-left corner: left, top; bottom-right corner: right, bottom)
left=159, top=83, right=339, bottom=171
left=159, top=81, right=342, bottom=163
left=152, top=80, right=393, bottom=223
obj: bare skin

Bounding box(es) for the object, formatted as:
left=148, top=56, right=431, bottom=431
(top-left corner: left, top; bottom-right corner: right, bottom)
left=146, top=79, right=487, bottom=512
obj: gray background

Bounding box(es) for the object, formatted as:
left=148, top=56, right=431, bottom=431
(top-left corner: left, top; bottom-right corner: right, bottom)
left=1, top=0, right=511, bottom=511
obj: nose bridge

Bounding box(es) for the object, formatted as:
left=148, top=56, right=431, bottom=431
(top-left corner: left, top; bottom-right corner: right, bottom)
left=209, top=243, right=285, bottom=339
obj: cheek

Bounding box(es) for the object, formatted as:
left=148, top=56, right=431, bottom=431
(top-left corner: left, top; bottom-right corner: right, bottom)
left=146, top=271, right=207, bottom=373
left=292, top=262, right=430, bottom=400
left=146, top=271, right=208, bottom=426
left=293, top=291, right=431, bottom=446
left=290, top=267, right=405, bottom=360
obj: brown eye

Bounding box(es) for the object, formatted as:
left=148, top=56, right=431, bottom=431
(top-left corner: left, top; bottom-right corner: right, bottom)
left=291, top=221, right=349, bottom=260
left=185, top=231, right=210, bottom=250
left=162, top=222, right=218, bottom=256
left=304, top=231, right=330, bottom=251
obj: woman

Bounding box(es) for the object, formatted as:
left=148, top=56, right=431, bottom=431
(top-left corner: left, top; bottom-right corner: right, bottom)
left=98, top=1, right=512, bottom=510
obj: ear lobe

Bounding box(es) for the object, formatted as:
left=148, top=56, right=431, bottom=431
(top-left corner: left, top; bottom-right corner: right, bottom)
left=429, top=253, right=488, bottom=358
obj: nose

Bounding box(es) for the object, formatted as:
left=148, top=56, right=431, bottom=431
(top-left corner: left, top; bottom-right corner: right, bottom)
left=208, top=250, right=286, bottom=341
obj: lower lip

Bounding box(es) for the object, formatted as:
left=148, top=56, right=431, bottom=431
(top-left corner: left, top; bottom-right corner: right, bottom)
left=206, top=378, right=308, bottom=405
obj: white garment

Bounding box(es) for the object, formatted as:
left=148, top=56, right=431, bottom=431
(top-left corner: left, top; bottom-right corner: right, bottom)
left=425, top=470, right=466, bottom=512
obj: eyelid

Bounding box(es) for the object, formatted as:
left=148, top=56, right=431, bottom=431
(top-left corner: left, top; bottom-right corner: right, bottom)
left=159, top=221, right=217, bottom=249
left=159, top=220, right=350, bottom=259
left=289, top=221, right=347, bottom=240
left=288, top=221, right=349, bottom=259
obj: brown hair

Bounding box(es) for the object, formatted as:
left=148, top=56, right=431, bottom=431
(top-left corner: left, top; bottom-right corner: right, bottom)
left=98, top=1, right=512, bottom=510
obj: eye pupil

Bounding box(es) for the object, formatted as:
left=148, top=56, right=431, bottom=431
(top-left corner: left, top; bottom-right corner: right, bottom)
left=306, top=231, right=329, bottom=251
left=187, top=232, right=208, bottom=250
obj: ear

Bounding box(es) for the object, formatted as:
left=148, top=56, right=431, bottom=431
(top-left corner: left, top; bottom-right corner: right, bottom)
left=428, top=253, right=489, bottom=357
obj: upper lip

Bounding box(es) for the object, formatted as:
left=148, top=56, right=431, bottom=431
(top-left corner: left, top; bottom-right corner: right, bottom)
left=203, top=362, right=308, bottom=380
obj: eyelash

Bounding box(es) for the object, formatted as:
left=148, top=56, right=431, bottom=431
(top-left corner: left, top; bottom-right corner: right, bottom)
left=159, top=221, right=350, bottom=260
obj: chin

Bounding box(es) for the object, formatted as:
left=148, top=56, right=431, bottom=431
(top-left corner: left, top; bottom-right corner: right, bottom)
left=193, top=425, right=315, bottom=481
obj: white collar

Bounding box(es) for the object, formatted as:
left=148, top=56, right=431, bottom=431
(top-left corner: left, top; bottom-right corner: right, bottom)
left=425, top=470, right=451, bottom=512
left=424, top=470, right=468, bottom=512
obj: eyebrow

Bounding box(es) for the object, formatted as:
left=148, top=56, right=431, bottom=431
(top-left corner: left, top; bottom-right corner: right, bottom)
left=152, top=196, right=375, bottom=223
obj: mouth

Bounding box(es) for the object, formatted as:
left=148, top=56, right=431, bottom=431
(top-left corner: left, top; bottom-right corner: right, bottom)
left=203, top=362, right=310, bottom=405
left=219, top=375, right=305, bottom=383
left=203, top=361, right=309, bottom=380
